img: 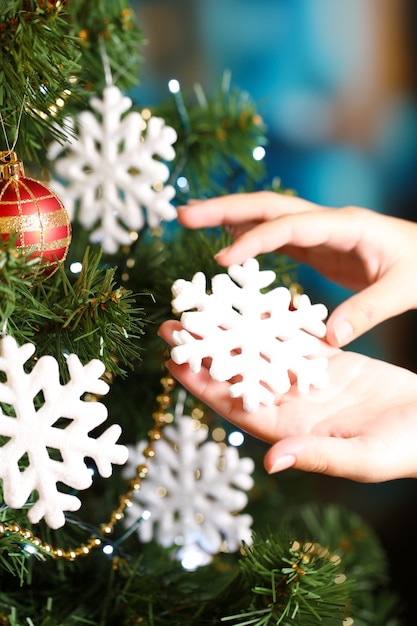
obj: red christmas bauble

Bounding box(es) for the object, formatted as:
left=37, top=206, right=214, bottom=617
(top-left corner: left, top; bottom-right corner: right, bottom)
left=0, top=151, right=71, bottom=278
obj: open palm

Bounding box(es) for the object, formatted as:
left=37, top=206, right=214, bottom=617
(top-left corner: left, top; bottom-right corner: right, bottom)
left=159, top=320, right=417, bottom=483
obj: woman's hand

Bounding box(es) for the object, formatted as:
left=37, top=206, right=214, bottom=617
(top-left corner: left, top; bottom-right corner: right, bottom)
left=178, top=192, right=417, bottom=346
left=159, top=320, right=417, bottom=483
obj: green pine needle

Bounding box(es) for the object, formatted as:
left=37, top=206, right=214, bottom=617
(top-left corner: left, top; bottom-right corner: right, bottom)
left=153, top=72, right=269, bottom=200
left=0, top=240, right=146, bottom=379
left=0, top=1, right=81, bottom=159
left=66, top=0, right=144, bottom=94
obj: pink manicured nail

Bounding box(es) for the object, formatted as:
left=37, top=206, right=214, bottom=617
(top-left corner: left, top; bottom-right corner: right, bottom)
left=333, top=320, right=353, bottom=346
left=268, top=454, right=296, bottom=474
left=214, top=246, right=231, bottom=259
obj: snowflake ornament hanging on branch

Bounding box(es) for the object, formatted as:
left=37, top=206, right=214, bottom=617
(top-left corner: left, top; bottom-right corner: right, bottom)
left=170, top=258, right=330, bottom=412
left=48, top=85, right=178, bottom=254
left=0, top=335, right=128, bottom=529
left=123, top=391, right=254, bottom=569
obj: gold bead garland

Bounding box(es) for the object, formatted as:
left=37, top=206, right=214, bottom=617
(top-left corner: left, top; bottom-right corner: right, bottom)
left=0, top=375, right=175, bottom=562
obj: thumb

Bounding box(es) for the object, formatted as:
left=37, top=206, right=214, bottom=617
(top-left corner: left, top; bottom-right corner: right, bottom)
left=264, top=436, right=379, bottom=482
left=326, top=273, right=413, bottom=347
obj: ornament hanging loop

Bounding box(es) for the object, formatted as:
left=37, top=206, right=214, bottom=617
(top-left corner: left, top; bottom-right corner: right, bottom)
left=99, top=36, right=113, bottom=87
left=0, top=84, right=28, bottom=166
left=0, top=151, right=25, bottom=182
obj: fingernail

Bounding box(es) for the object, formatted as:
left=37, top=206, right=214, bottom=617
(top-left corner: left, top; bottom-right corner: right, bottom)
left=178, top=199, right=205, bottom=209
left=214, top=246, right=231, bottom=259
left=268, top=454, right=296, bottom=474
left=333, top=320, right=353, bottom=346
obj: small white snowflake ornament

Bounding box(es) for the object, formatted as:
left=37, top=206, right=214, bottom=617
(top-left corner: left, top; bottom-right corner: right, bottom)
left=48, top=85, right=178, bottom=253
left=123, top=394, right=254, bottom=568
left=0, top=335, right=128, bottom=529
left=170, top=258, right=329, bottom=412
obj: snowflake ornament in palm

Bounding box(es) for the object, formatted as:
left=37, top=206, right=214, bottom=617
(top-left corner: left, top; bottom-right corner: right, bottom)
left=123, top=392, right=254, bottom=568
left=48, top=85, right=178, bottom=253
left=0, top=335, right=128, bottom=529
left=171, top=258, right=330, bottom=412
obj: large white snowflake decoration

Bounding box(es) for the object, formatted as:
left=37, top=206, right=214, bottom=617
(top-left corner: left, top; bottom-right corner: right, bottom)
left=123, top=392, right=254, bottom=569
left=0, top=335, right=128, bottom=529
left=47, top=85, right=178, bottom=253
left=170, top=258, right=329, bottom=412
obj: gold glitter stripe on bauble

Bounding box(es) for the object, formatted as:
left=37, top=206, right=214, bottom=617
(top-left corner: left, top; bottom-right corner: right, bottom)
left=19, top=237, right=72, bottom=255
left=0, top=211, right=69, bottom=233
left=0, top=193, right=63, bottom=205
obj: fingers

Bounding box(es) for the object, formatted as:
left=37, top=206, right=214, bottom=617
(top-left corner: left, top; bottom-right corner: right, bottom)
left=158, top=320, right=296, bottom=442
left=213, top=206, right=363, bottom=267
left=159, top=321, right=243, bottom=424
left=264, top=436, right=390, bottom=483
left=159, top=319, right=182, bottom=341
left=177, top=191, right=320, bottom=230
left=212, top=211, right=330, bottom=266
left=163, top=358, right=282, bottom=442
left=327, top=268, right=414, bottom=347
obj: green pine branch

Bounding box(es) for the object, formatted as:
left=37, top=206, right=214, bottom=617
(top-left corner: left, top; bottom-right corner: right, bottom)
left=0, top=1, right=81, bottom=159
left=0, top=240, right=146, bottom=380
left=225, top=536, right=351, bottom=626
left=67, top=0, right=144, bottom=94
left=0, top=0, right=144, bottom=163
left=152, top=71, right=269, bottom=201
left=0, top=504, right=403, bottom=625
left=222, top=504, right=402, bottom=626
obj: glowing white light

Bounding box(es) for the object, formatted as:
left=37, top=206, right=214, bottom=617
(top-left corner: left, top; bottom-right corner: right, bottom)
left=102, top=544, right=114, bottom=555
left=228, top=430, right=245, bottom=447
left=24, top=544, right=37, bottom=554
left=70, top=261, right=83, bottom=274
left=177, top=176, right=189, bottom=190
left=168, top=79, right=180, bottom=94
left=253, top=146, right=266, bottom=161
left=180, top=549, right=210, bottom=571
left=142, top=510, right=152, bottom=520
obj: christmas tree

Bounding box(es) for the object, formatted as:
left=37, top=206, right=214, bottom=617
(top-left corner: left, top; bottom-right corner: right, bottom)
left=0, top=1, right=406, bottom=624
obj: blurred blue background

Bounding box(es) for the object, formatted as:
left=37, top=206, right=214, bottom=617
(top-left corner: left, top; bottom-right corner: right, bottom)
left=132, top=0, right=417, bottom=214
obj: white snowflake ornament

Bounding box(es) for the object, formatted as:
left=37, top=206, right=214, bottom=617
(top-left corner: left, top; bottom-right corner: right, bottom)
left=170, top=258, right=329, bottom=412
left=0, top=335, right=128, bottom=529
left=48, top=85, right=178, bottom=253
left=123, top=394, right=254, bottom=568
